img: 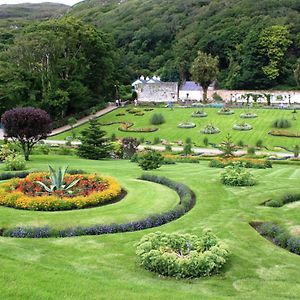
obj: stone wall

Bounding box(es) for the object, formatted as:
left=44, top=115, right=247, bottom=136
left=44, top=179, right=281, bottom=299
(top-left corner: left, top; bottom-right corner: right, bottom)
left=208, top=89, right=300, bottom=104
left=136, top=82, right=178, bottom=102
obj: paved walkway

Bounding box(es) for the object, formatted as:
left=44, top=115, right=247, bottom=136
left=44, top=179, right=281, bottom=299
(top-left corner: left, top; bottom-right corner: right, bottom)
left=49, top=105, right=118, bottom=137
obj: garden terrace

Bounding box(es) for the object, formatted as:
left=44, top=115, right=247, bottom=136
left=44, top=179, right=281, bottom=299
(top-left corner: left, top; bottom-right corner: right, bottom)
left=1, top=155, right=300, bottom=298
left=51, top=107, right=300, bottom=150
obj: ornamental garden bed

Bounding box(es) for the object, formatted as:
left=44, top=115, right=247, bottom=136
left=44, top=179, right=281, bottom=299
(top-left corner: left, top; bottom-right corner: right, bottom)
left=240, top=112, right=257, bottom=118
left=177, top=122, right=196, bottom=128
left=0, top=172, right=122, bottom=211
left=218, top=108, right=234, bottom=115
left=209, top=157, right=272, bottom=169
left=201, top=124, right=220, bottom=134
left=233, top=123, right=252, bottom=131
left=99, top=121, right=158, bottom=133
left=269, top=130, right=300, bottom=138
left=191, top=110, right=207, bottom=118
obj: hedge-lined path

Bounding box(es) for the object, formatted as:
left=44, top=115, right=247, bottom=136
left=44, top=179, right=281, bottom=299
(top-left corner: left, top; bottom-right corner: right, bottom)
left=49, top=105, right=118, bottom=137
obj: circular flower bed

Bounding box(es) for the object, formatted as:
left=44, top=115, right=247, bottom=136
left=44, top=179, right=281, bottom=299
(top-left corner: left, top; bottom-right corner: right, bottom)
left=218, top=108, right=234, bottom=115
left=0, top=173, right=122, bottom=211
left=136, top=230, right=229, bottom=278
left=191, top=110, right=207, bottom=118
left=240, top=112, right=257, bottom=118
left=177, top=122, right=196, bottom=128
left=233, top=123, right=252, bottom=131
left=201, top=124, right=220, bottom=134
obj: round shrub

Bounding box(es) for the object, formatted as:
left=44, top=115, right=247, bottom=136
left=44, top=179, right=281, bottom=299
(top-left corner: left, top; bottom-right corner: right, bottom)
left=191, top=110, right=207, bottom=118
left=233, top=123, right=252, bottom=131
left=272, top=119, right=291, bottom=129
left=201, top=124, right=220, bottom=134
left=221, top=163, right=256, bottom=186
left=4, top=154, right=26, bottom=171
left=240, top=112, right=257, bottom=118
left=150, top=113, right=165, bottom=125
left=138, top=150, right=164, bottom=170
left=177, top=122, right=196, bottom=128
left=136, top=230, right=229, bottom=278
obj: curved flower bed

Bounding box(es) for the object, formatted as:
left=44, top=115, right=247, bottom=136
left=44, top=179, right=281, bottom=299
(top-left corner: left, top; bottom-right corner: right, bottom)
left=177, top=122, right=196, bottom=128
left=201, top=124, right=220, bottom=134
left=0, top=173, right=122, bottom=211
left=233, top=123, right=252, bottom=131
left=136, top=230, right=229, bottom=278
left=209, top=157, right=272, bottom=169
left=218, top=108, right=234, bottom=115
left=2, top=175, right=196, bottom=238
left=269, top=130, right=300, bottom=138
left=240, top=113, right=257, bottom=119
left=191, top=110, right=207, bottom=118
left=99, top=121, right=158, bottom=133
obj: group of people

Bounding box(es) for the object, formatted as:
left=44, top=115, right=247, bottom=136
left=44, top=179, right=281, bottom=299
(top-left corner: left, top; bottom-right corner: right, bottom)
left=115, top=99, right=139, bottom=107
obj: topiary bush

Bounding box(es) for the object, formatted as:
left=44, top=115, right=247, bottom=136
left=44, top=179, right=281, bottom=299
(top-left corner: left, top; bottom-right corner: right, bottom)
left=272, top=119, right=291, bottom=129
left=150, top=113, right=165, bottom=125
left=221, top=163, right=256, bottom=186
left=136, top=230, right=229, bottom=278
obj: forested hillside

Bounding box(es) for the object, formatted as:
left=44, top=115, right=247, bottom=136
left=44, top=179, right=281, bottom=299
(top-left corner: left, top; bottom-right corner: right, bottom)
left=70, top=0, right=300, bottom=89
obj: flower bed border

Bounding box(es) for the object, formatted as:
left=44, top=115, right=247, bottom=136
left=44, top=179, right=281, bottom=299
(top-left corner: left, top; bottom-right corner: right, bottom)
left=233, top=123, right=253, bottom=131
left=99, top=121, right=158, bottom=133
left=240, top=113, right=257, bottom=119
left=269, top=130, right=300, bottom=138
left=2, top=175, right=196, bottom=238
left=177, top=122, right=196, bottom=129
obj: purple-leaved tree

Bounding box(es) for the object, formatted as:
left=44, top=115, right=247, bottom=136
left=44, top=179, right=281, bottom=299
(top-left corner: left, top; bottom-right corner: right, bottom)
left=1, top=107, right=52, bottom=160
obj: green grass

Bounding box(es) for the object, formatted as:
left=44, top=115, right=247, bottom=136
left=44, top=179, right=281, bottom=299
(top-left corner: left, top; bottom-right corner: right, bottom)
left=51, top=107, right=300, bottom=150
left=1, top=155, right=300, bottom=299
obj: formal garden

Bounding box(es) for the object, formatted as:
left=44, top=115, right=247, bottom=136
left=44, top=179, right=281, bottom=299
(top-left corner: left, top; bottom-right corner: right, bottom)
left=51, top=106, right=300, bottom=151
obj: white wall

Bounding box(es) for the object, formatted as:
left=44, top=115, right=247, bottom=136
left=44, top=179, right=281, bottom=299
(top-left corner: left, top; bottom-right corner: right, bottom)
left=179, top=90, right=203, bottom=101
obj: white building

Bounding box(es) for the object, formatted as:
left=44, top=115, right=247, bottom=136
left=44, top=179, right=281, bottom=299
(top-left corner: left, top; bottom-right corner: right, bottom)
left=179, top=81, right=215, bottom=101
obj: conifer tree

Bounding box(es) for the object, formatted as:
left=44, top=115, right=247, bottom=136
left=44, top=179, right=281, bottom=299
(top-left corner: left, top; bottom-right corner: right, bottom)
left=77, top=119, right=112, bottom=160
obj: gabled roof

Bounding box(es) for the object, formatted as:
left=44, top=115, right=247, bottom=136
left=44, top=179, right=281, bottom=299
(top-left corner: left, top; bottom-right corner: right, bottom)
left=180, top=81, right=202, bottom=91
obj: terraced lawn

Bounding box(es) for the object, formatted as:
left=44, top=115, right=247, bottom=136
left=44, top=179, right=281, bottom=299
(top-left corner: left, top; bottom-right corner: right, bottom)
left=0, top=155, right=300, bottom=299
left=51, top=107, right=300, bottom=150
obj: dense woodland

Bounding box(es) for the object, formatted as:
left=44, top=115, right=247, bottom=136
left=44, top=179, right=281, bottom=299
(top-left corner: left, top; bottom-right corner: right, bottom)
left=1, top=0, right=300, bottom=120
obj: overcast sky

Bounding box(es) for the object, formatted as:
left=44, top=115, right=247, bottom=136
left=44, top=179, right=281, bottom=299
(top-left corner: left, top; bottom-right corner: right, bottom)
left=0, top=0, right=83, bottom=5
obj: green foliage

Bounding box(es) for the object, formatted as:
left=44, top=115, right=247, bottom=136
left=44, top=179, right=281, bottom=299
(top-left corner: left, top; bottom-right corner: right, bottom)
left=121, top=137, right=140, bottom=159
left=237, top=140, right=244, bottom=147
left=190, top=51, right=219, bottom=102
left=247, top=147, right=256, bottom=155
left=203, top=137, right=209, bottom=146
left=294, top=145, right=300, bottom=158
left=259, top=26, right=292, bottom=80
left=272, top=119, right=291, bottom=129
left=256, top=139, right=263, bottom=148
left=137, top=150, right=163, bottom=170
left=218, top=134, right=237, bottom=157
left=185, top=137, right=192, bottom=144
left=136, top=230, right=229, bottom=278
left=77, top=119, right=112, bottom=160
left=150, top=113, right=165, bottom=125
left=4, top=154, right=26, bottom=171
left=221, top=163, right=256, bottom=186
left=183, top=144, right=193, bottom=155
left=153, top=137, right=160, bottom=145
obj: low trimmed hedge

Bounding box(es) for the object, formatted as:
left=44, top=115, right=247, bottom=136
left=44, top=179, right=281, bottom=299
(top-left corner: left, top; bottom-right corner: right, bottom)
left=209, top=158, right=272, bottom=169
left=2, top=175, right=196, bottom=238
left=136, top=230, right=229, bottom=278
left=269, top=130, right=300, bottom=138
left=251, top=222, right=300, bottom=255
left=264, top=193, right=300, bottom=207
left=0, top=171, right=30, bottom=181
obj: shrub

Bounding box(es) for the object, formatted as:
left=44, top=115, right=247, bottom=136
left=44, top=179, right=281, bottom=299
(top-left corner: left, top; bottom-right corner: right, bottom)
left=0, top=171, right=30, bottom=181
left=185, top=137, right=192, bottom=144
left=272, top=119, right=291, bottom=128
left=150, top=113, right=165, bottom=125
left=293, top=145, right=300, bottom=158
left=203, top=137, right=209, bottom=146
left=256, top=139, right=263, bottom=148
left=209, top=157, right=271, bottom=169
left=221, top=163, right=256, bottom=186
left=139, top=137, right=145, bottom=144
left=218, top=134, right=237, bottom=157
left=163, top=154, right=200, bottom=164
left=183, top=144, right=193, bottom=155
left=247, top=147, right=256, bottom=155
left=4, top=154, right=26, bottom=171
left=138, top=150, right=164, bottom=170
left=153, top=137, right=160, bottom=145
left=237, top=140, right=244, bottom=147
left=0, top=143, right=20, bottom=161
left=165, top=144, right=172, bottom=152
left=136, top=230, right=229, bottom=278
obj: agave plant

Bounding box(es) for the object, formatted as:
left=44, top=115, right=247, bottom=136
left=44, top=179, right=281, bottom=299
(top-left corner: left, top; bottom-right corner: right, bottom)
left=36, top=165, right=80, bottom=193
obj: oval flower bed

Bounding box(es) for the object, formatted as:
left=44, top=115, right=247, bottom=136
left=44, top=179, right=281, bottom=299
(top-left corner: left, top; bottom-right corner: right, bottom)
left=177, top=122, right=196, bottom=128
left=201, top=124, right=220, bottom=134
left=0, top=173, right=122, bottom=211
left=218, top=108, right=234, bottom=115
left=136, top=230, right=229, bottom=278
left=99, top=121, right=158, bottom=133
left=269, top=130, right=300, bottom=138
left=233, top=123, right=252, bottom=131
left=240, top=112, right=257, bottom=118
left=191, top=110, right=207, bottom=118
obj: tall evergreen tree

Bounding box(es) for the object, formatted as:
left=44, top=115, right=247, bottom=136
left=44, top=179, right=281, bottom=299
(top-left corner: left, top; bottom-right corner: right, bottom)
left=77, top=119, right=112, bottom=160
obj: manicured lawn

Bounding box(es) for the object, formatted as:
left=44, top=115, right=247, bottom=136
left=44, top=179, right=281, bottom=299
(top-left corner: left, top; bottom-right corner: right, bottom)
left=51, top=107, right=300, bottom=150
left=0, top=155, right=300, bottom=299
